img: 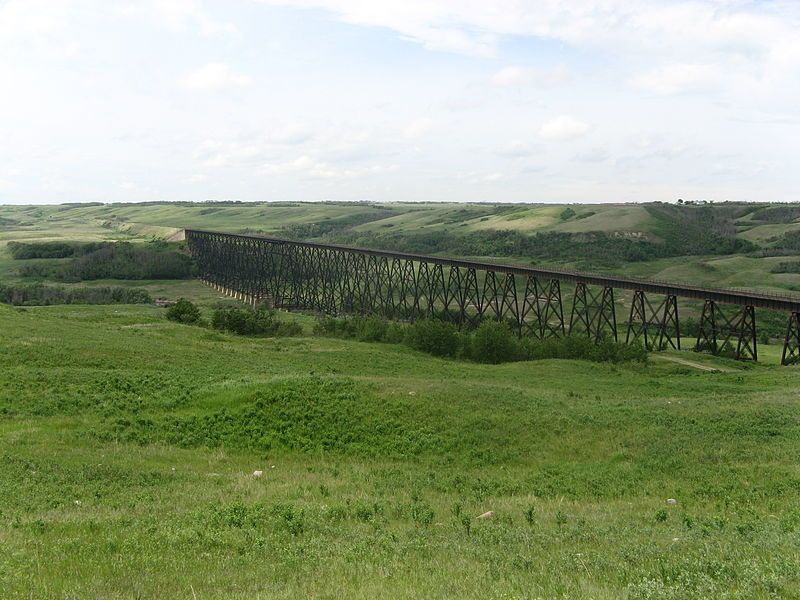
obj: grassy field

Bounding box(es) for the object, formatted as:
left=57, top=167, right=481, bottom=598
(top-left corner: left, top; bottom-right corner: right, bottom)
left=2, top=203, right=800, bottom=597
left=1, top=302, right=800, bottom=599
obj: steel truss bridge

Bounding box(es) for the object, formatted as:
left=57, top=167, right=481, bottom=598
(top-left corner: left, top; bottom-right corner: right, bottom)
left=185, top=229, right=800, bottom=366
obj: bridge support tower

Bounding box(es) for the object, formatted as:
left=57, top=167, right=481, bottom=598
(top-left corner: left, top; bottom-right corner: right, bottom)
left=695, top=300, right=757, bottom=361
left=782, top=312, right=800, bottom=366
left=626, top=291, right=680, bottom=351
left=569, top=283, right=617, bottom=342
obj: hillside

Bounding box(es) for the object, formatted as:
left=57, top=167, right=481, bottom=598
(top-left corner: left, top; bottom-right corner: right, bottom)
left=1, top=303, right=799, bottom=598
left=3, top=201, right=800, bottom=295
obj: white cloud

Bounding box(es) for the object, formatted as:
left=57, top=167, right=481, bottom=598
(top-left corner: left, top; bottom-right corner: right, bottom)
left=0, top=0, right=66, bottom=40
left=181, top=63, right=253, bottom=93
left=539, top=116, right=590, bottom=142
left=262, top=155, right=315, bottom=175
left=202, top=153, right=228, bottom=168
left=184, top=173, right=208, bottom=184
left=574, top=148, right=609, bottom=163
left=497, top=141, right=537, bottom=158
left=403, top=118, right=434, bottom=139
left=492, top=66, right=530, bottom=87
left=269, top=125, right=316, bottom=145
left=491, top=65, right=569, bottom=88
left=3, top=1, right=800, bottom=204
left=119, top=0, right=238, bottom=36
left=0, top=0, right=81, bottom=61
left=261, top=155, right=396, bottom=179
left=256, top=0, right=800, bottom=97
left=632, top=63, right=717, bottom=95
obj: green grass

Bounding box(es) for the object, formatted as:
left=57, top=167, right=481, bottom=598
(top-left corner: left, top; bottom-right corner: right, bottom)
left=1, top=303, right=800, bottom=598
left=3, top=202, right=800, bottom=597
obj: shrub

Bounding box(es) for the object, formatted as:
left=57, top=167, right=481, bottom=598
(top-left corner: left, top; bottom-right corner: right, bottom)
left=404, top=319, right=461, bottom=357
left=212, top=306, right=302, bottom=337
left=165, top=298, right=201, bottom=324
left=313, top=315, right=351, bottom=337
left=521, top=334, right=648, bottom=364
left=0, top=283, right=151, bottom=306
left=313, top=315, right=406, bottom=344
left=384, top=322, right=407, bottom=344
left=469, top=320, right=523, bottom=364
left=15, top=241, right=194, bottom=281
left=8, top=241, right=78, bottom=259
left=312, top=315, right=646, bottom=364
left=354, top=316, right=387, bottom=342
left=771, top=261, right=800, bottom=274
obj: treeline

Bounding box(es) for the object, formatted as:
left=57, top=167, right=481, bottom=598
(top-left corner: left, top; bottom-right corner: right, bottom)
left=14, top=241, right=194, bottom=281
left=771, top=261, right=800, bottom=273
left=751, top=231, right=800, bottom=258
left=279, top=210, right=396, bottom=239
left=325, top=228, right=756, bottom=267
left=0, top=283, right=152, bottom=306
left=314, top=315, right=648, bottom=364
left=749, top=206, right=800, bottom=224
left=9, top=241, right=112, bottom=259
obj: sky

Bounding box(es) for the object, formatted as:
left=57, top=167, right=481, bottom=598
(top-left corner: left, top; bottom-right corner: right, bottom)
left=1, top=0, right=799, bottom=205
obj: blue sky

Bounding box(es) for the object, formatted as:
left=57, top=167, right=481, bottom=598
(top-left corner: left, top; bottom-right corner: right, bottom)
left=1, top=0, right=799, bottom=204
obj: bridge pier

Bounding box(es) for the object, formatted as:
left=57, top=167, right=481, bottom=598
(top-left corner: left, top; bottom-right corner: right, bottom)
left=695, top=300, right=757, bottom=361
left=626, top=291, right=680, bottom=351
left=782, top=312, right=800, bottom=366
left=569, top=283, right=617, bottom=342
left=521, top=277, right=565, bottom=339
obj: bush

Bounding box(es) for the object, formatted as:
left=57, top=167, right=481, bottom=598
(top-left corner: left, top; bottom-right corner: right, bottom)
left=469, top=320, right=523, bottom=363
left=771, top=261, right=800, bottom=274
left=404, top=319, right=461, bottom=357
left=212, top=306, right=302, bottom=337
left=165, top=298, right=201, bottom=324
left=8, top=241, right=79, bottom=259
left=354, top=316, right=387, bottom=342
left=313, top=315, right=403, bottom=343
left=312, top=315, right=646, bottom=364
left=16, top=241, right=194, bottom=281
left=313, top=315, right=354, bottom=338
left=0, top=283, right=151, bottom=306
left=521, top=334, right=648, bottom=364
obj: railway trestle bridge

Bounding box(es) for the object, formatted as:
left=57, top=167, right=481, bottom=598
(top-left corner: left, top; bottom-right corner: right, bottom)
left=185, top=229, right=800, bottom=365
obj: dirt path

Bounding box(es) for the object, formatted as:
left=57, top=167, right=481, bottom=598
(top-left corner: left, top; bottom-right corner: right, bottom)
left=652, top=354, right=731, bottom=372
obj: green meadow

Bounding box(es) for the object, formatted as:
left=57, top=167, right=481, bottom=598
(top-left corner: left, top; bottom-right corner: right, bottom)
left=2, top=303, right=800, bottom=599
left=1, top=202, right=800, bottom=598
